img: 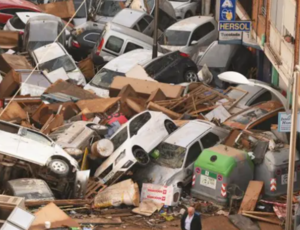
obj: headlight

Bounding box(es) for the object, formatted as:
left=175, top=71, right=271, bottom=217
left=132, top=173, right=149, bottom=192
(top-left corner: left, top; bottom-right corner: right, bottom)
left=64, top=148, right=83, bottom=156
left=115, top=149, right=126, bottom=165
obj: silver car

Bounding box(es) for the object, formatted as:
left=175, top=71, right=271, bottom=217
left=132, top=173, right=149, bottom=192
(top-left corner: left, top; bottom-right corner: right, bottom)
left=159, top=16, right=218, bottom=62
left=133, top=120, right=229, bottom=206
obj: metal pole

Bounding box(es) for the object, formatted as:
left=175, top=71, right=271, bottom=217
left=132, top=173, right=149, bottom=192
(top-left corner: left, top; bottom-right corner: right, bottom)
left=285, top=70, right=299, bottom=230
left=152, top=0, right=159, bottom=59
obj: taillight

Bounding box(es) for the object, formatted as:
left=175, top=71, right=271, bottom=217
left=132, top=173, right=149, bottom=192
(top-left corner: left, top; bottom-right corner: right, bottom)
left=180, top=52, right=189, bottom=58
left=19, top=31, right=24, bottom=35
left=276, top=169, right=282, bottom=176
left=72, top=40, right=80, bottom=48
left=96, top=38, right=104, bottom=55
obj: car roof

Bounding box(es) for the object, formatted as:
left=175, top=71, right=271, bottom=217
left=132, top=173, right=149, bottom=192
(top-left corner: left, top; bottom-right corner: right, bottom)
left=103, top=49, right=162, bottom=73
left=167, top=16, right=215, bottom=32
left=33, top=42, right=66, bottom=63
left=164, top=120, right=213, bottom=147
left=106, top=22, right=153, bottom=45
left=226, top=84, right=266, bottom=108
left=0, top=0, right=41, bottom=11
left=112, top=9, right=145, bottom=28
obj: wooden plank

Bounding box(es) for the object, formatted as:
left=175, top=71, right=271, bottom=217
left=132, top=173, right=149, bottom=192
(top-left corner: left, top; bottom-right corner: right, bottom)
left=242, top=211, right=276, bottom=216
left=74, top=217, right=122, bottom=225
left=223, top=130, right=242, bottom=147
left=258, top=221, right=283, bottom=230
left=238, top=181, right=264, bottom=214
left=147, top=102, right=182, bottom=119
left=242, top=213, right=281, bottom=225
left=25, top=199, right=89, bottom=207
left=0, top=101, right=27, bottom=121
left=76, top=97, right=120, bottom=114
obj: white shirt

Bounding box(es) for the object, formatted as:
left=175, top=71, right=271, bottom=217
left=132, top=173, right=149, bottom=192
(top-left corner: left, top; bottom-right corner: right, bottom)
left=185, top=214, right=194, bottom=230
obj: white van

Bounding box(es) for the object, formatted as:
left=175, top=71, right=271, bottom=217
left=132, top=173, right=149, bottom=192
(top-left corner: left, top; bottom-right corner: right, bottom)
left=92, top=22, right=162, bottom=62
left=85, top=49, right=162, bottom=97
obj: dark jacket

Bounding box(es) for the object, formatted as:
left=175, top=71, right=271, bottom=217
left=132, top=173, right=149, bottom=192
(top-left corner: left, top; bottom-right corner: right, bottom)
left=181, top=212, right=202, bottom=230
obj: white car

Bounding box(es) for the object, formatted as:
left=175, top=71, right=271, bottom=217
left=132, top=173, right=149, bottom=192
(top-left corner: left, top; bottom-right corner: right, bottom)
left=134, top=120, right=229, bottom=205
left=159, top=16, right=218, bottom=62
left=0, top=120, right=89, bottom=198
left=94, top=111, right=177, bottom=185
left=85, top=49, right=162, bottom=98
left=31, top=42, right=86, bottom=86
left=169, top=0, right=198, bottom=19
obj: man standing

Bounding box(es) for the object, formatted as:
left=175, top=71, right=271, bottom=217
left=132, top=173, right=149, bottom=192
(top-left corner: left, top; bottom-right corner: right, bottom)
left=181, top=207, right=202, bottom=230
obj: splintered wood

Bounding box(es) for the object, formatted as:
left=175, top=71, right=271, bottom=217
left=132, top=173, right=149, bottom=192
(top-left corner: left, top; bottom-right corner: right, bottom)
left=239, top=181, right=264, bottom=214
left=154, top=84, right=233, bottom=115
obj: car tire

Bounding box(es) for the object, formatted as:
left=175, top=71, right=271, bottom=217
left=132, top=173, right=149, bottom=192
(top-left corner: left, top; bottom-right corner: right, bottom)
left=48, top=159, right=70, bottom=177
left=184, top=69, right=198, bottom=82
left=184, top=11, right=193, bottom=18
left=165, top=120, right=177, bottom=134
left=133, top=148, right=150, bottom=166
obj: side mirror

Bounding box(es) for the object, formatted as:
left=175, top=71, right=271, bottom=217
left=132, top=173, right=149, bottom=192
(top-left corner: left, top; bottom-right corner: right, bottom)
left=191, top=40, right=198, bottom=45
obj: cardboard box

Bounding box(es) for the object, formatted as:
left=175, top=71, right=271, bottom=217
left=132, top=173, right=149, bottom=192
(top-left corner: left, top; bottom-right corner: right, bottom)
left=0, top=70, right=21, bottom=98
left=0, top=54, right=33, bottom=74
left=109, top=77, right=184, bottom=99
left=0, top=31, right=19, bottom=49
left=39, top=0, right=75, bottom=18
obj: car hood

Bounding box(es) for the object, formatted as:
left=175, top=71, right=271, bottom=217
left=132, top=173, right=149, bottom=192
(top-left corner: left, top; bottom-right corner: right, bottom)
left=170, top=1, right=188, bottom=9
left=135, top=162, right=180, bottom=185
left=161, top=45, right=185, bottom=52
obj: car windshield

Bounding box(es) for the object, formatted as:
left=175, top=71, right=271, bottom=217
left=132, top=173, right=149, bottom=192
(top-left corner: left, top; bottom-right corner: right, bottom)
left=98, top=1, right=125, bottom=17
left=111, top=126, right=128, bottom=151
left=90, top=68, right=125, bottom=89
left=151, top=142, right=186, bottom=169
left=39, top=55, right=76, bottom=73
left=159, top=30, right=191, bottom=46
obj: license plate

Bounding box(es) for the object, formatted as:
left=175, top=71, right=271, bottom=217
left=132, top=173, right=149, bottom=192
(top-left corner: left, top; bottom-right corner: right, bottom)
left=200, top=175, right=217, bottom=189
left=281, top=173, right=297, bottom=185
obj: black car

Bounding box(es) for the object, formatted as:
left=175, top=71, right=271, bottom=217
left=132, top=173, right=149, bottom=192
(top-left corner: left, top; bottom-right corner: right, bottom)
left=68, top=27, right=102, bottom=61
left=144, top=50, right=198, bottom=83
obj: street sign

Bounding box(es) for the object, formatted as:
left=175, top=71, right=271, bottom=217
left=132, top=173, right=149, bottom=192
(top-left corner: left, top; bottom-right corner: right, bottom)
left=219, top=31, right=242, bottom=44
left=219, top=21, right=252, bottom=31
left=278, top=112, right=300, bottom=132
left=219, top=0, right=236, bottom=21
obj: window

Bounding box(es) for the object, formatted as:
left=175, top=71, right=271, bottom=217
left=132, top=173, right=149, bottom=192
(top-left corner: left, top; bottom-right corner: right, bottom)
left=137, top=18, right=148, bottom=31
left=105, top=36, right=124, bottom=53
left=124, top=42, right=143, bottom=53
left=133, top=25, right=139, bottom=31
left=73, top=0, right=87, bottom=18
left=111, top=126, right=128, bottom=150
left=129, top=112, right=151, bottom=137
left=97, top=1, right=125, bottom=17
left=270, top=0, right=283, bottom=33
left=144, top=15, right=153, bottom=24
left=23, top=131, right=52, bottom=146
left=90, top=68, right=125, bottom=89
left=200, top=132, right=220, bottom=149
left=39, top=55, right=76, bottom=73
left=249, top=91, right=272, bottom=106
left=84, top=33, right=100, bottom=43
left=0, top=122, right=19, bottom=134
left=185, top=142, right=201, bottom=167
left=190, top=22, right=215, bottom=43
left=145, top=52, right=178, bottom=77
left=159, top=30, right=191, bottom=46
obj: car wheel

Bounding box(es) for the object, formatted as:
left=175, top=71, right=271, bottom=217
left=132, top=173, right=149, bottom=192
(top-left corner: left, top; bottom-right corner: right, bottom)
left=184, top=69, right=198, bottom=82
left=184, top=11, right=193, bottom=18
left=48, top=159, right=69, bottom=177
left=133, top=148, right=150, bottom=166
left=165, top=120, right=177, bottom=134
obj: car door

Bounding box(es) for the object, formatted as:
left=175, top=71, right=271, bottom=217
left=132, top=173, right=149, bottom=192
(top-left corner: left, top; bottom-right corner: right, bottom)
left=0, top=122, right=20, bottom=157
left=182, top=141, right=202, bottom=184
left=18, top=129, right=55, bottom=166
left=103, top=34, right=125, bottom=57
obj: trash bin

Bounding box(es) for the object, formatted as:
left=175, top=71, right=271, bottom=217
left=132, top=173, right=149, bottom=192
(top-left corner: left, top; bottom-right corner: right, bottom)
left=255, top=147, right=300, bottom=197
left=191, top=144, right=254, bottom=206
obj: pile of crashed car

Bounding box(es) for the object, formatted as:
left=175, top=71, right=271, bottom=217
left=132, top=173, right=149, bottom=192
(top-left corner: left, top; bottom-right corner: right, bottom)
left=0, top=0, right=297, bottom=229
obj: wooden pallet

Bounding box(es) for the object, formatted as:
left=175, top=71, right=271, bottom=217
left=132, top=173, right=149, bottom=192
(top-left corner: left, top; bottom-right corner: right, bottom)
left=85, top=179, right=106, bottom=199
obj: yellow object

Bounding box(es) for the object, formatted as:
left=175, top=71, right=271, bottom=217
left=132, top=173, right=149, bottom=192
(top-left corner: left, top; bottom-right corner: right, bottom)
left=81, top=148, right=89, bottom=170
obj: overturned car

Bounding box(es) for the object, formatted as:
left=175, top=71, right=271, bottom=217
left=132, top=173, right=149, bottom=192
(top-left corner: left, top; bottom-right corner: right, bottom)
left=0, top=120, right=89, bottom=199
